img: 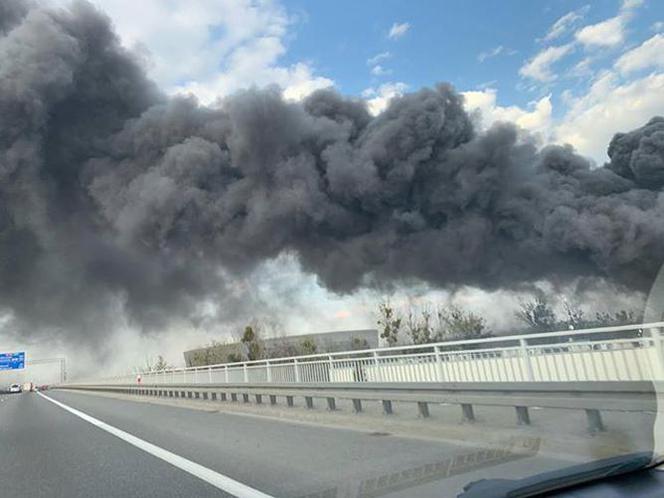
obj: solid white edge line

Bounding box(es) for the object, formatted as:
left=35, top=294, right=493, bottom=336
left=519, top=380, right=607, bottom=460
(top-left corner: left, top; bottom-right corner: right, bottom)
left=37, top=392, right=274, bottom=498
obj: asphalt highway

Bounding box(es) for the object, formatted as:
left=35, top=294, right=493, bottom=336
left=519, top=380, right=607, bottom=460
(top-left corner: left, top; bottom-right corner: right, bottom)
left=0, top=390, right=587, bottom=497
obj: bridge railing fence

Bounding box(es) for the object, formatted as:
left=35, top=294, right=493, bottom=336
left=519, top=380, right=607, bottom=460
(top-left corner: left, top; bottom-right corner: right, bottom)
left=75, top=322, right=664, bottom=385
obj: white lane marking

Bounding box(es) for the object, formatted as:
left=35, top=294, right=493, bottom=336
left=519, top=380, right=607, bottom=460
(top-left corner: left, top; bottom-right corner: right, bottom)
left=38, top=392, right=274, bottom=498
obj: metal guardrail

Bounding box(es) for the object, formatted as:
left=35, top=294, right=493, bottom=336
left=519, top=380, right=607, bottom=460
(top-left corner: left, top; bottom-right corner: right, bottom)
left=59, top=324, right=664, bottom=436
left=59, top=380, right=659, bottom=434
left=75, top=322, right=664, bottom=386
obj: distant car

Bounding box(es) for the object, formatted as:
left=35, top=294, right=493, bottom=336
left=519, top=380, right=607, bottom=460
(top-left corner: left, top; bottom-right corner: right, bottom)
left=39, top=385, right=49, bottom=391
left=9, top=384, right=21, bottom=393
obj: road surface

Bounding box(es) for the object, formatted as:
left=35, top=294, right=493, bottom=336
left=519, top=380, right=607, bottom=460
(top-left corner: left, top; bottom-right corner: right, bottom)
left=0, top=390, right=584, bottom=497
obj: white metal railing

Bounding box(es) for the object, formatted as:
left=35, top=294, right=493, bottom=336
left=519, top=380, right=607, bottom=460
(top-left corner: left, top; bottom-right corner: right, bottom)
left=75, top=322, right=664, bottom=386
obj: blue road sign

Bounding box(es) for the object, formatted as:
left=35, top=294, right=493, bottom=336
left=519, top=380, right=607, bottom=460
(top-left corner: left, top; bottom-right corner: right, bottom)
left=0, top=352, right=25, bottom=370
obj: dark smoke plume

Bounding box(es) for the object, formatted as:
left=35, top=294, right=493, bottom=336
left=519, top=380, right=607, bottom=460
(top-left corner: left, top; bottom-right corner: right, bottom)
left=2, top=1, right=664, bottom=342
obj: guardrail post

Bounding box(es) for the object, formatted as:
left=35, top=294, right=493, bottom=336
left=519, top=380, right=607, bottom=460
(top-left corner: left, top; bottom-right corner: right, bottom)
left=382, top=400, right=393, bottom=415
left=269, top=395, right=277, bottom=405
left=434, top=346, right=444, bottom=382
left=515, top=406, right=531, bottom=425
left=286, top=395, right=294, bottom=407
left=231, top=393, right=238, bottom=402
left=242, top=393, right=249, bottom=403
left=650, top=328, right=664, bottom=378
left=255, top=394, right=262, bottom=404
left=294, top=359, right=300, bottom=383
left=585, top=409, right=606, bottom=433
left=243, top=364, right=248, bottom=383
left=352, top=399, right=362, bottom=413
left=305, top=396, right=314, bottom=409
left=461, top=403, right=475, bottom=422
left=326, top=397, right=336, bottom=411
left=220, top=392, right=227, bottom=401
left=266, top=361, right=272, bottom=383
left=417, top=402, right=430, bottom=418
left=373, top=352, right=381, bottom=382
left=519, top=339, right=535, bottom=381
left=328, top=355, right=334, bottom=383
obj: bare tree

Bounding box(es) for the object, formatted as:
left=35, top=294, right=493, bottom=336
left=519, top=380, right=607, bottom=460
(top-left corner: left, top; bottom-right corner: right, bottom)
left=514, top=296, right=556, bottom=332
left=190, top=340, right=229, bottom=366
left=594, top=309, right=638, bottom=326
left=561, top=297, right=586, bottom=329
left=376, top=299, right=402, bottom=347
left=407, top=304, right=434, bottom=344
left=435, top=305, right=491, bottom=341
left=142, top=354, right=173, bottom=372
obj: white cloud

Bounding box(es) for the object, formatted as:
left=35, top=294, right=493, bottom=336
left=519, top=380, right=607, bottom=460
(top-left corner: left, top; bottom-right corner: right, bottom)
left=462, top=89, right=553, bottom=139
left=615, top=34, right=664, bottom=74
left=370, top=64, right=391, bottom=76
left=388, top=22, right=410, bottom=39
left=178, top=56, right=333, bottom=104
left=555, top=72, right=664, bottom=162
left=621, top=0, right=643, bottom=8
left=653, top=21, right=664, bottom=32
left=519, top=44, right=573, bottom=82
left=477, top=45, right=504, bottom=62
left=569, top=56, right=594, bottom=78
left=281, top=67, right=334, bottom=101
left=574, top=0, right=641, bottom=48
left=575, top=15, right=625, bottom=47
left=50, top=0, right=332, bottom=104
left=367, top=51, right=391, bottom=65
left=362, top=82, right=408, bottom=115
left=543, top=6, right=589, bottom=42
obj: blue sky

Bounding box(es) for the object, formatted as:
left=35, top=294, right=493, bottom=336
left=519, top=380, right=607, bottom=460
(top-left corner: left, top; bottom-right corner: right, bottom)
left=279, top=0, right=664, bottom=117
left=65, top=0, right=664, bottom=164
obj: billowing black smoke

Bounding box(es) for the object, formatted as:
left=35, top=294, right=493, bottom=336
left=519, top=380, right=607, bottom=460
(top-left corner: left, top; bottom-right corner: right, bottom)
left=2, top=1, right=664, bottom=342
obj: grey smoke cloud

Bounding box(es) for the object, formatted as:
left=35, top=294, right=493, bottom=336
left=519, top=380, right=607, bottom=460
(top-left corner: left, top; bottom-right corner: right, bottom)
left=1, top=1, right=664, bottom=344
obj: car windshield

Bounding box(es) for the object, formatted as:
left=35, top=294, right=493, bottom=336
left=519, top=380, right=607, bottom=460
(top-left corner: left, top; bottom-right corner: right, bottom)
left=1, top=1, right=664, bottom=497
